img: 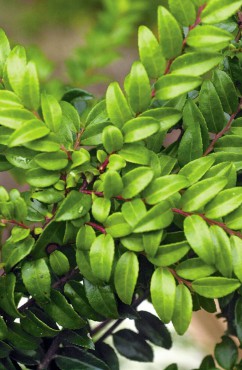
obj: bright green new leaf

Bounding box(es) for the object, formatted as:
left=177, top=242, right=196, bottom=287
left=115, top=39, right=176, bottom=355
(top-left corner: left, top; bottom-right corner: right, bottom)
left=114, top=252, right=139, bottom=304
left=121, top=198, right=147, bottom=228
left=171, top=52, right=222, bottom=77
left=102, top=125, right=123, bottom=153
left=202, top=162, right=236, bottom=189
left=184, top=215, right=215, bottom=264
left=126, top=61, right=151, bottom=114
left=26, top=167, right=60, bottom=187
left=143, top=230, right=163, bottom=257
left=118, top=143, right=151, bottom=165
left=169, top=0, right=196, bottom=26
left=2, top=237, right=34, bottom=272
left=192, top=277, right=240, bottom=298
left=21, top=61, right=40, bottom=110
left=122, top=166, right=154, bottom=198
left=0, top=29, right=10, bottom=76
left=224, top=204, right=242, bottom=230
left=106, top=82, right=133, bottom=129
left=0, top=90, right=23, bottom=109
left=107, top=153, right=126, bottom=171
left=179, top=156, right=215, bottom=185
left=210, top=225, right=232, bottom=278
left=201, top=0, right=242, bottom=24
left=49, top=250, right=70, bottom=276
left=105, top=213, right=132, bottom=238
left=151, top=267, right=176, bottom=323
left=172, top=285, right=193, bottom=335
left=92, top=197, right=111, bottom=223
left=212, top=70, right=238, bottom=114
left=71, top=148, right=90, bottom=169
left=123, top=117, right=159, bottom=143
left=142, top=174, right=189, bottom=204
left=60, top=100, right=81, bottom=131
left=55, top=191, right=91, bottom=221
left=230, top=236, right=242, bottom=282
left=32, top=188, right=64, bottom=204
left=34, top=151, right=68, bottom=171
left=148, top=240, right=190, bottom=266
left=186, top=25, right=233, bottom=50
left=22, top=258, right=51, bottom=303
left=5, top=45, right=26, bottom=96
left=205, top=187, right=242, bottom=218
left=214, top=135, right=242, bottom=154
left=8, top=119, right=49, bottom=147
left=90, top=234, right=114, bottom=282
left=103, top=170, right=123, bottom=198
left=176, top=258, right=216, bottom=280
left=134, top=200, right=173, bottom=232
left=76, top=250, right=101, bottom=285
left=140, top=107, right=182, bottom=132
left=120, top=234, right=144, bottom=252
left=0, top=273, right=23, bottom=318
left=24, top=133, right=60, bottom=152
left=155, top=75, right=202, bottom=100
left=76, top=225, right=96, bottom=251
left=41, top=93, right=62, bottom=132
left=180, top=177, right=227, bottom=212
left=0, top=109, right=35, bottom=129
left=138, top=26, right=166, bottom=78
left=157, top=6, right=183, bottom=59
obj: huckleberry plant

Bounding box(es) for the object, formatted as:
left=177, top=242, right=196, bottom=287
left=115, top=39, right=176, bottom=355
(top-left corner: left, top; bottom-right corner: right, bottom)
left=0, top=1, right=241, bottom=369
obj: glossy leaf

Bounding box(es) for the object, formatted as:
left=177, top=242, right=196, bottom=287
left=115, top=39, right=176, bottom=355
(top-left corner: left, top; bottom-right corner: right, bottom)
left=210, top=225, right=232, bottom=278
left=76, top=250, right=101, bottom=284
left=151, top=267, right=176, bottom=323
left=21, top=61, right=40, bottom=110
left=212, top=70, right=238, bottom=114
left=0, top=108, right=35, bottom=129
left=55, top=191, right=91, bottom=221
left=34, top=151, right=68, bottom=171
left=148, top=240, right=190, bottom=267
left=122, top=166, right=154, bottom=199
left=60, top=100, right=81, bottom=131
left=140, top=107, right=182, bottom=132
left=123, top=117, right=159, bottom=143
left=171, top=52, right=222, bottom=76
left=32, top=188, right=64, bottom=204
left=92, top=197, right=111, bottom=223
left=192, top=277, right=240, bottom=298
left=118, top=143, right=151, bottom=165
left=20, top=308, right=59, bottom=337
left=214, top=336, right=238, bottom=370
left=179, top=156, right=214, bottom=185
left=41, top=93, right=62, bottom=132
left=121, top=198, right=146, bottom=228
left=5, top=45, right=26, bottom=95
left=158, top=6, right=183, bottom=59
left=114, top=251, right=139, bottom=304
left=76, top=225, right=96, bottom=251
left=172, top=284, right=192, bottom=335
left=205, top=187, right=242, bottom=218
left=55, top=349, right=109, bottom=370
left=49, top=250, right=70, bottom=276
left=102, top=125, right=123, bottom=153
left=201, top=0, right=242, bottom=24
left=26, top=167, right=60, bottom=187
left=105, top=213, right=132, bottom=237
left=120, top=234, right=144, bottom=252
left=134, top=200, right=173, bottom=232
left=155, top=75, right=202, bottom=100
left=0, top=318, right=7, bottom=341
left=0, top=29, right=10, bottom=76
left=8, top=119, right=49, bottom=147
left=186, top=25, right=233, bottom=50
left=230, top=236, right=242, bottom=282
left=0, top=273, right=23, bottom=318
left=176, top=258, right=216, bottom=280
left=103, top=170, right=123, bottom=198
left=143, top=230, right=163, bottom=257
left=0, top=90, right=22, bottom=109
left=169, top=0, right=196, bottom=26
left=2, top=237, right=34, bottom=272
left=95, top=342, right=119, bottom=370
left=90, top=234, right=114, bottom=282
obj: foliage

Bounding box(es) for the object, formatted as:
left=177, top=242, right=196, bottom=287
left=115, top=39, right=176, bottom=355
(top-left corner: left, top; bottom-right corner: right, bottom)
left=0, top=0, right=241, bottom=369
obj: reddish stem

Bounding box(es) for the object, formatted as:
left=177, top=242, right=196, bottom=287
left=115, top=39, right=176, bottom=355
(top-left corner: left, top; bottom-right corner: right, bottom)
left=60, top=145, right=72, bottom=161
left=74, top=128, right=85, bottom=150
left=169, top=268, right=192, bottom=288
left=86, top=221, right=106, bottom=234
left=80, top=189, right=129, bottom=202
left=99, top=156, right=110, bottom=173
left=1, top=219, right=30, bottom=229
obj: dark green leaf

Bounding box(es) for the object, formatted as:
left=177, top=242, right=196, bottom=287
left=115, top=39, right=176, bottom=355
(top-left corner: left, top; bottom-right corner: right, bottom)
left=0, top=273, right=23, bottom=318
left=2, top=237, right=34, bottom=272
left=214, top=336, right=238, bottom=370
left=7, top=322, right=40, bottom=350
left=49, top=250, right=70, bottom=276
left=20, top=308, right=59, bottom=337
left=95, top=342, right=119, bottom=370
left=235, top=297, right=242, bottom=343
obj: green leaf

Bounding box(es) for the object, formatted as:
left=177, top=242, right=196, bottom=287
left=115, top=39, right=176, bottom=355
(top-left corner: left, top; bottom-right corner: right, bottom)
left=106, top=82, right=133, bottom=129
left=212, top=70, right=238, bottom=114
left=199, top=80, right=226, bottom=133
left=71, top=148, right=90, bottom=169
left=178, top=125, right=203, bottom=166
left=202, top=162, right=236, bottom=189
left=20, top=308, right=59, bottom=337
left=121, top=199, right=146, bottom=228
left=56, top=349, right=109, bottom=370
left=26, top=167, right=60, bottom=187
left=158, top=6, right=183, bottom=59
left=135, top=311, right=172, bottom=348
left=210, top=225, right=232, bottom=278
left=103, top=170, right=123, bottom=198
left=235, top=297, right=242, bottom=343
left=199, top=355, right=216, bottom=370
left=138, top=26, right=166, bottom=78
left=22, top=258, right=51, bottom=303
left=230, top=236, right=242, bottom=282
left=201, top=0, right=242, bottom=24
left=76, top=250, right=101, bottom=284
left=113, top=329, right=153, bottom=362
left=0, top=29, right=10, bottom=76
left=205, top=187, right=242, bottom=218
left=34, top=151, right=68, bottom=171
left=122, top=166, right=154, bottom=199
left=180, top=177, right=228, bottom=212
left=151, top=267, right=176, bottom=323
left=123, top=117, right=159, bottom=143
left=148, top=240, right=190, bottom=266
left=49, top=250, right=70, bottom=276
left=0, top=273, right=23, bottom=318
left=107, top=154, right=126, bottom=171
left=214, top=336, right=238, bottom=370
left=163, top=365, right=178, bottom=370
left=187, top=25, right=233, bottom=50
left=0, top=318, right=7, bottom=341
left=120, top=234, right=144, bottom=252
left=172, top=284, right=192, bottom=335
left=41, top=93, right=62, bottom=132
left=2, top=237, right=34, bottom=272
left=192, top=277, right=240, bottom=298
left=176, top=258, right=216, bottom=280
left=24, top=133, right=60, bottom=152
left=143, top=230, right=163, bottom=257
left=90, top=234, right=114, bottom=282
left=76, top=225, right=96, bottom=251
left=84, top=280, right=119, bottom=318
left=40, top=289, right=86, bottom=329
left=184, top=215, right=215, bottom=264
left=102, top=125, right=123, bottom=153
left=114, top=251, right=139, bottom=304
left=155, top=75, right=202, bottom=100
left=171, top=52, right=222, bottom=77
left=179, top=156, right=214, bottom=185
left=21, top=61, right=40, bottom=110
left=0, top=108, right=35, bottom=129
left=7, top=322, right=40, bottom=350
left=118, top=143, right=151, bottom=165
left=134, top=201, right=173, bottom=233
left=60, top=100, right=81, bottom=131
left=0, top=90, right=22, bottom=109
left=32, top=220, right=65, bottom=258
left=55, top=191, right=91, bottom=221
left=5, top=45, right=26, bottom=95
left=169, top=0, right=196, bottom=26
left=8, top=119, right=49, bottom=148
left=32, top=188, right=64, bottom=204
left=92, top=197, right=111, bottom=223
left=81, top=120, right=107, bottom=146
left=95, top=342, right=119, bottom=370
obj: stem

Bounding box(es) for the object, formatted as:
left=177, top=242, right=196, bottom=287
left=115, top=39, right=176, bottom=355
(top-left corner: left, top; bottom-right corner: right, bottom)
left=203, top=98, right=242, bottom=156
left=99, top=156, right=110, bottom=173
left=0, top=219, right=30, bottom=229
left=169, top=268, right=192, bottom=288
left=60, top=145, right=72, bottom=161
left=91, top=319, right=111, bottom=336
left=86, top=221, right=106, bottom=234
left=38, top=332, right=63, bottom=370
left=80, top=189, right=129, bottom=201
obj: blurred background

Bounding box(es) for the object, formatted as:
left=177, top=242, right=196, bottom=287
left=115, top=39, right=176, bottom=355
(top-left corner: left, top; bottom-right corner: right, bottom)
left=0, top=0, right=231, bottom=368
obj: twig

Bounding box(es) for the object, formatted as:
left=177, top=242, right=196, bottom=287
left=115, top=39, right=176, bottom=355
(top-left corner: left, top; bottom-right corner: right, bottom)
left=0, top=219, right=30, bottom=229
left=86, top=221, right=106, bottom=234
left=38, top=332, right=63, bottom=370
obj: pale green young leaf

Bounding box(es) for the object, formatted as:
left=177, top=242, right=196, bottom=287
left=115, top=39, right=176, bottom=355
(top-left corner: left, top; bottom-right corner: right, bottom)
left=143, top=230, right=163, bottom=257
left=32, top=188, right=64, bottom=204
left=34, top=151, right=68, bottom=171
left=102, top=125, right=123, bottom=153
left=151, top=267, right=176, bottom=323
left=158, top=6, right=183, bottom=59
left=8, top=119, right=49, bottom=147
left=105, top=213, right=132, bottom=238
left=122, top=166, right=154, bottom=199
left=121, top=198, right=147, bottom=228
left=201, top=0, right=242, bottom=24
left=71, top=148, right=90, bottom=169
left=114, top=252, right=139, bottom=304
left=123, top=117, right=159, bottom=143
left=106, top=82, right=133, bottom=129
left=180, top=177, right=227, bottom=212
left=126, top=61, right=151, bottom=114
left=148, top=240, right=190, bottom=266
left=76, top=250, right=100, bottom=285
left=172, top=285, right=193, bottom=335
left=0, top=29, right=10, bottom=76
left=92, top=197, right=111, bottom=223
left=26, top=168, right=60, bottom=187
left=60, top=100, right=81, bottom=131
left=118, top=143, right=151, bottom=165
left=212, top=70, right=238, bottom=114
left=224, top=204, right=242, bottom=230
left=210, top=225, right=233, bottom=278
left=140, top=107, right=182, bottom=132
left=5, top=45, right=26, bottom=95
left=55, top=191, right=91, bottom=221
left=121, top=234, right=144, bottom=252
left=103, top=170, right=123, bottom=198
left=205, top=187, right=242, bottom=218
left=76, top=225, right=96, bottom=251
left=186, top=25, right=233, bottom=50
left=230, top=236, right=242, bottom=282
left=179, top=156, right=215, bottom=185
left=24, top=133, right=60, bottom=152
left=21, top=61, right=40, bottom=110
left=202, top=162, right=237, bottom=189
left=41, top=93, right=62, bottom=132
left=192, top=277, right=240, bottom=298
left=0, top=90, right=23, bottom=109
left=0, top=109, right=35, bottom=129
left=176, top=258, right=216, bottom=280
left=155, top=75, right=202, bottom=100
left=184, top=215, right=216, bottom=264
left=90, top=234, right=114, bottom=282
left=138, top=26, right=166, bottom=78
left=169, top=0, right=196, bottom=26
